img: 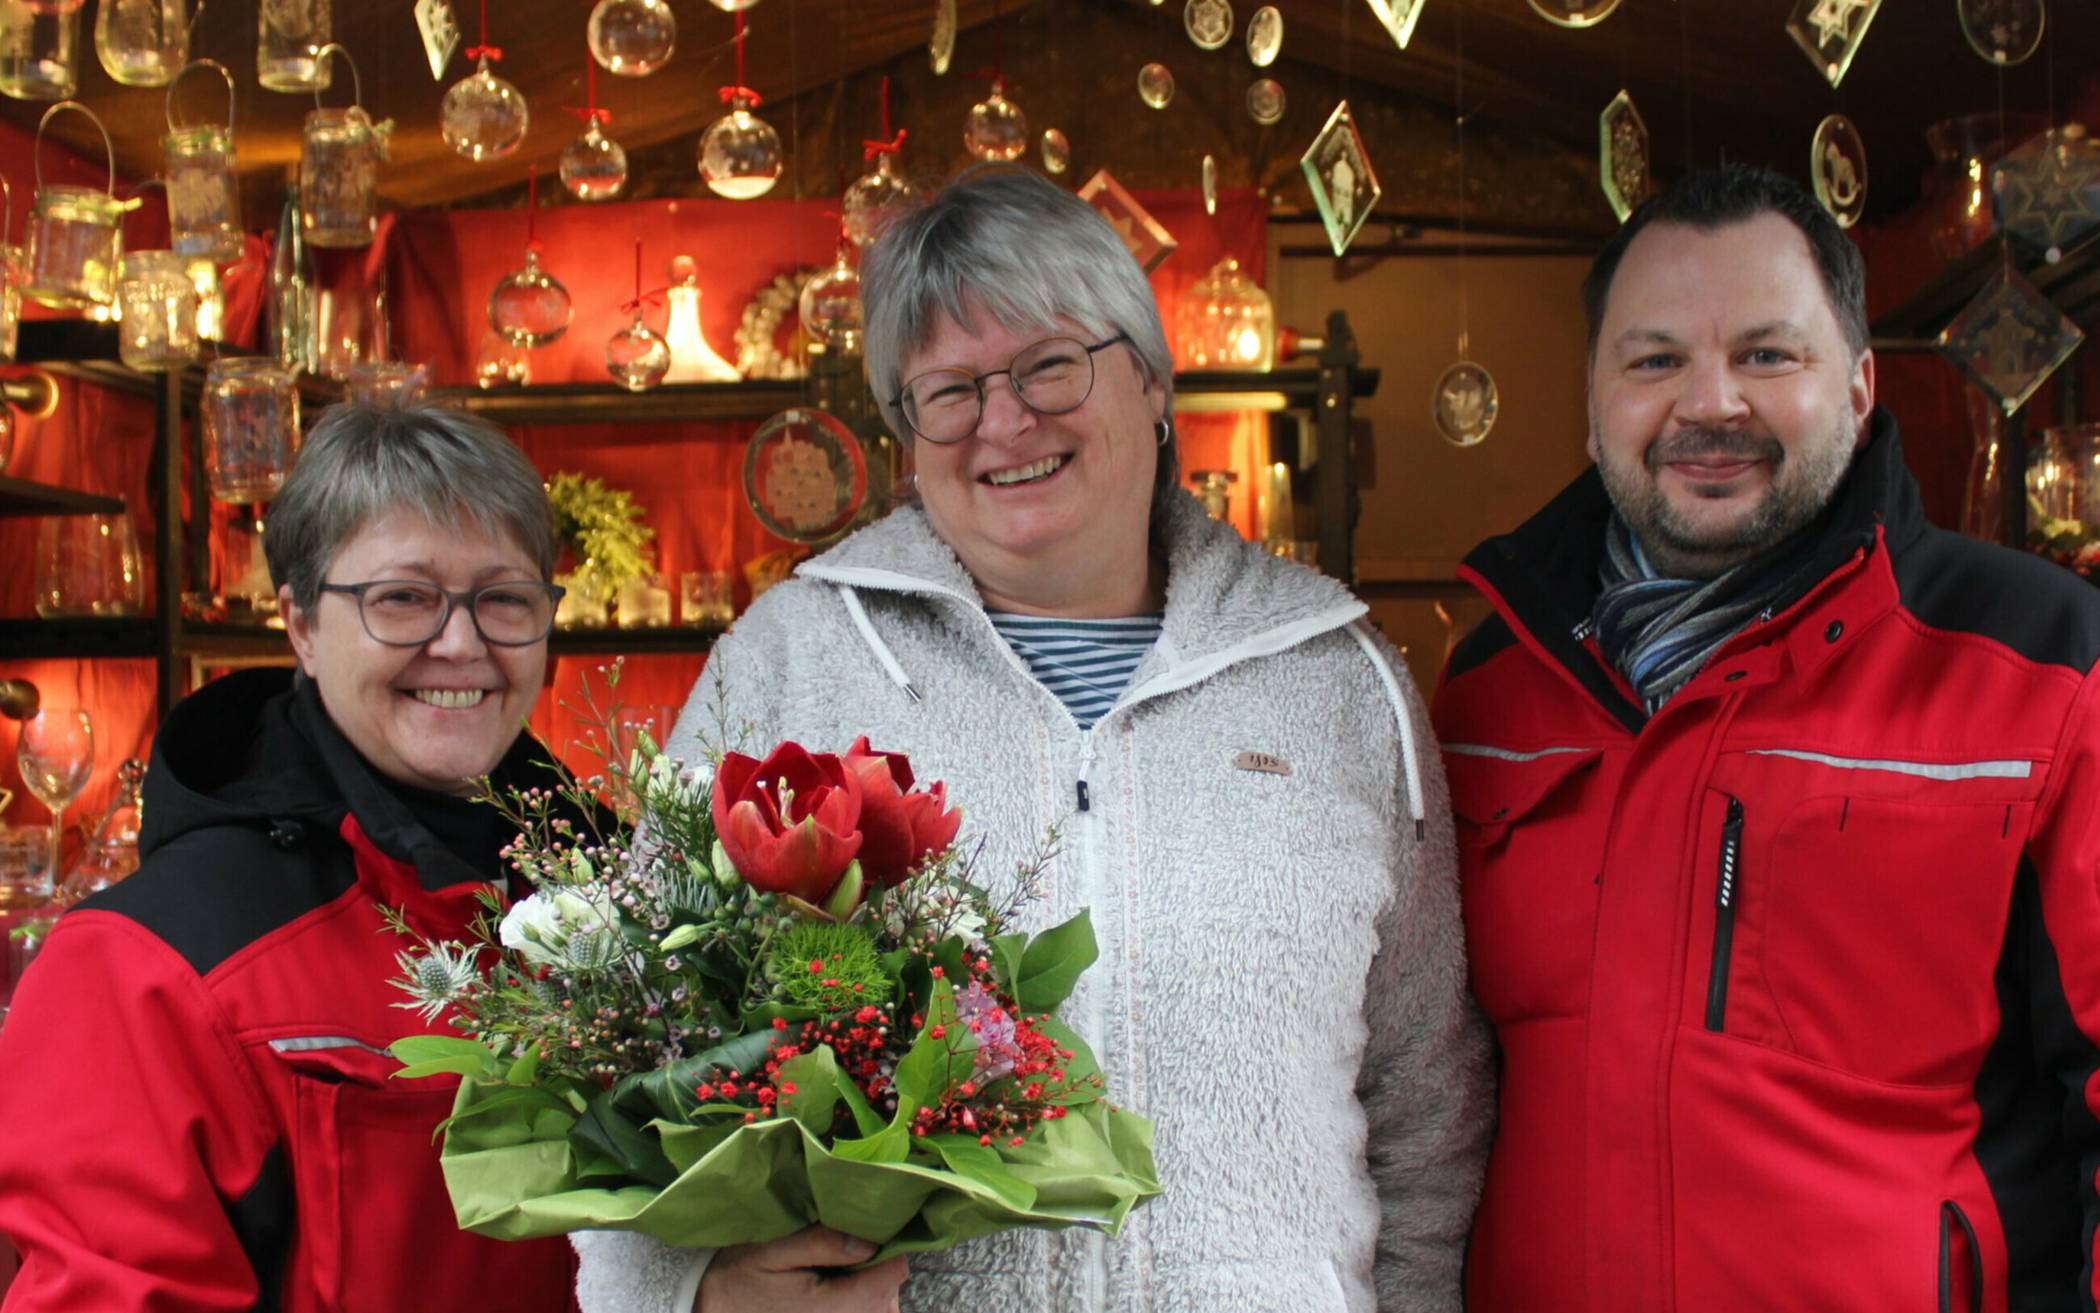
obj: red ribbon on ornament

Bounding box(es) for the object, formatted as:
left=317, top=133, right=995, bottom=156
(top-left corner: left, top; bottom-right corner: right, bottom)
left=619, top=238, right=667, bottom=313
left=714, top=11, right=760, bottom=106
left=564, top=55, right=612, bottom=126
left=718, top=85, right=763, bottom=107
left=525, top=164, right=539, bottom=252
left=862, top=75, right=905, bottom=160
left=468, top=0, right=502, bottom=60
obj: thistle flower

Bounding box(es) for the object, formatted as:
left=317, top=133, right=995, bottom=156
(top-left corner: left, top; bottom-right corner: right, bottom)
left=391, top=941, right=481, bottom=1023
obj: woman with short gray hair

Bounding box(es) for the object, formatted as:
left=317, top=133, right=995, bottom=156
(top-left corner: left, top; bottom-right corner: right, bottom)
left=578, top=165, right=1491, bottom=1313
left=0, top=401, right=579, bottom=1312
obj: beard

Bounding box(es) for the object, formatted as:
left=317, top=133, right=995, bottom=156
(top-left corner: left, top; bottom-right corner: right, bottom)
left=1597, top=421, right=1856, bottom=578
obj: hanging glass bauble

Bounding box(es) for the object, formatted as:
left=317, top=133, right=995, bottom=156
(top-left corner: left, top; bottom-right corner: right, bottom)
left=473, top=330, right=529, bottom=387
left=698, top=91, right=782, bottom=199
left=606, top=312, right=671, bottom=391
left=1958, top=0, right=2044, bottom=65
left=1247, top=77, right=1284, bottom=125
left=1138, top=63, right=1175, bottom=109
left=487, top=247, right=572, bottom=347
left=440, top=55, right=528, bottom=161
left=587, top=0, right=674, bottom=76
left=1041, top=127, right=1070, bottom=174
left=1246, top=5, right=1281, bottom=65
left=841, top=152, right=919, bottom=248
left=560, top=118, right=628, bottom=200
left=965, top=85, right=1028, bottom=162
left=1433, top=361, right=1499, bottom=447
left=798, top=246, right=863, bottom=353
left=705, top=0, right=760, bottom=10
left=1185, top=0, right=1232, bottom=50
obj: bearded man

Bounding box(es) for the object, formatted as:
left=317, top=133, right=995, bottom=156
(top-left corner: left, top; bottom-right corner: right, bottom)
left=1434, top=164, right=2100, bottom=1312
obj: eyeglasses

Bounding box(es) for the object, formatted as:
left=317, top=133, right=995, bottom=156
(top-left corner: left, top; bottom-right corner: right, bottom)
left=316, top=579, right=565, bottom=648
left=894, top=332, right=1131, bottom=444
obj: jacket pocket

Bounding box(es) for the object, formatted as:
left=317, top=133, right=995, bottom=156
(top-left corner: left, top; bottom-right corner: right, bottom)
left=1445, top=745, right=1602, bottom=847
left=1704, top=795, right=1746, bottom=1032
left=1939, top=1200, right=1982, bottom=1313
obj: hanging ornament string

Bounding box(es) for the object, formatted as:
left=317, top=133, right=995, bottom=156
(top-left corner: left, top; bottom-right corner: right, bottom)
left=525, top=163, right=539, bottom=251
left=864, top=75, right=906, bottom=160
left=564, top=53, right=611, bottom=126
left=621, top=239, right=671, bottom=313
left=468, top=0, right=502, bottom=61
left=720, top=12, right=760, bottom=107
left=1454, top=2, right=1468, bottom=361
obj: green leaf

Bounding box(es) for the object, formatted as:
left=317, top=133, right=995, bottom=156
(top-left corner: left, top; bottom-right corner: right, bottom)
left=1015, top=910, right=1098, bottom=1013
left=920, top=1134, right=1039, bottom=1211
left=829, top=1112, right=912, bottom=1164
left=659, top=922, right=706, bottom=952
left=892, top=974, right=976, bottom=1109
left=389, top=1035, right=503, bottom=1081
left=613, top=1028, right=779, bottom=1124
left=773, top=1048, right=843, bottom=1134
left=571, top=1089, right=679, bottom=1189
left=990, top=931, right=1028, bottom=993
left=833, top=1062, right=884, bottom=1137
left=822, top=859, right=865, bottom=921
left=505, top=1044, right=543, bottom=1087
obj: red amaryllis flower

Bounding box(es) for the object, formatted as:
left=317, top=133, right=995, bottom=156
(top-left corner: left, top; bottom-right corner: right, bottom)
left=843, top=736, right=964, bottom=888
left=712, top=742, right=864, bottom=904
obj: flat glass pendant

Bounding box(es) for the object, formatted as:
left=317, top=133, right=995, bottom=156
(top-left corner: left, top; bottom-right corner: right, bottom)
left=1245, top=5, right=1281, bottom=65
left=929, top=0, right=955, bottom=74
left=1599, top=89, right=1649, bottom=223
left=1992, top=125, right=2100, bottom=262
left=1433, top=361, right=1497, bottom=447
left=1202, top=153, right=1218, bottom=215
left=1526, top=0, right=1622, bottom=27
left=1786, top=0, right=1882, bottom=88
left=1184, top=0, right=1232, bottom=50
left=1363, top=0, right=1425, bottom=49
left=1077, top=169, right=1178, bottom=272
left=1935, top=265, right=2084, bottom=416
left=744, top=407, right=868, bottom=545
left=1138, top=62, right=1175, bottom=109
left=1300, top=100, right=1380, bottom=257
left=1247, top=77, right=1285, bottom=125
left=1811, top=114, right=1868, bottom=228
left=1041, top=127, right=1070, bottom=174
left=1958, top=0, right=2044, bottom=65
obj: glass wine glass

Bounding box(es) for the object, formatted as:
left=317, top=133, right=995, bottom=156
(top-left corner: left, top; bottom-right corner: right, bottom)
left=16, top=708, right=93, bottom=899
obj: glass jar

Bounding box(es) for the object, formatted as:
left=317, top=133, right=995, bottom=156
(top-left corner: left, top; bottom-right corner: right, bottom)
left=115, top=249, right=197, bottom=370
left=35, top=509, right=143, bottom=616
left=299, top=44, right=378, bottom=248
left=202, top=357, right=300, bottom=503
left=163, top=60, right=241, bottom=263
left=0, top=178, right=23, bottom=363
left=257, top=0, right=328, bottom=92
left=24, top=101, right=124, bottom=310
left=1175, top=256, right=1275, bottom=370
left=93, top=0, right=187, bottom=86
left=0, top=5, right=79, bottom=101
left=342, top=359, right=420, bottom=405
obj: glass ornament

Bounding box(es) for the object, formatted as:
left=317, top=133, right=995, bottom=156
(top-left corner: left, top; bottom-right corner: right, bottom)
left=1246, top=5, right=1281, bottom=65
left=1526, top=0, right=1623, bottom=27
left=1811, top=114, right=1868, bottom=229
left=559, top=118, right=628, bottom=200
left=473, top=331, right=529, bottom=388
left=1041, top=127, right=1070, bottom=175
left=1185, top=0, right=1232, bottom=49
left=1247, top=77, right=1284, bottom=125
left=1175, top=255, right=1274, bottom=370
left=743, top=407, right=868, bottom=545
left=164, top=59, right=243, bottom=263
left=1935, top=265, right=2084, bottom=416
left=662, top=257, right=739, bottom=383
left=300, top=45, right=382, bottom=249
left=1433, top=361, right=1498, bottom=447
left=965, top=85, right=1028, bottom=162
left=1600, top=89, right=1649, bottom=223
left=1300, top=100, right=1380, bottom=257
left=24, top=102, right=124, bottom=310
left=0, top=6, right=79, bottom=100
left=1786, top=0, right=1881, bottom=89
left=115, top=248, right=199, bottom=371
left=706, top=0, right=760, bottom=10
left=698, top=91, right=783, bottom=199
left=1959, top=0, right=2043, bottom=65
left=587, top=0, right=674, bottom=77
left=487, top=247, right=572, bottom=347
left=928, top=0, right=955, bottom=73
left=257, top=0, right=329, bottom=92
left=842, top=152, right=918, bottom=249
left=798, top=245, right=863, bottom=354
left=1993, top=125, right=2100, bottom=263
left=94, top=0, right=189, bottom=87
left=606, top=312, right=671, bottom=391
left=1138, top=63, right=1175, bottom=109
left=1202, top=153, right=1217, bottom=215
left=441, top=54, right=528, bottom=161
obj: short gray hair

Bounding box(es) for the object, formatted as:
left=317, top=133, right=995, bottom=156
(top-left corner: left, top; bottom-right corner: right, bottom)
left=266, top=400, right=557, bottom=612
left=861, top=164, right=1180, bottom=531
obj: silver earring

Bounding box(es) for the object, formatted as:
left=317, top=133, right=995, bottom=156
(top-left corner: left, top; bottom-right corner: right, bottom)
left=1154, top=418, right=1172, bottom=447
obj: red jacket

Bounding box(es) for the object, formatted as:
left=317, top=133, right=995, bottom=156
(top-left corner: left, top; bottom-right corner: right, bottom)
left=1434, top=415, right=2100, bottom=1313
left=0, top=670, right=574, bottom=1312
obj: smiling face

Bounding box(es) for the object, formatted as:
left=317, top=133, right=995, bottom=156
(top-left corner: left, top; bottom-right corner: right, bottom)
left=903, top=304, right=1168, bottom=615
left=1587, top=212, right=1875, bottom=578
left=282, top=509, right=548, bottom=795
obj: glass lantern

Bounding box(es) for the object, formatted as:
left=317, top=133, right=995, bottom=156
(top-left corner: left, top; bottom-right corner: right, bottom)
left=698, top=91, right=782, bottom=199
left=1175, top=256, right=1275, bottom=370
left=24, top=100, right=125, bottom=310
left=115, top=248, right=198, bottom=370
left=257, top=0, right=329, bottom=92
left=163, top=59, right=242, bottom=263
left=93, top=0, right=189, bottom=86
left=202, top=357, right=300, bottom=502
left=299, top=44, right=381, bottom=249
left=0, top=4, right=78, bottom=101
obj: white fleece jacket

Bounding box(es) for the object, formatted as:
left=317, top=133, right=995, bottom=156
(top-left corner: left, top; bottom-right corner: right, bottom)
left=572, top=491, right=1491, bottom=1313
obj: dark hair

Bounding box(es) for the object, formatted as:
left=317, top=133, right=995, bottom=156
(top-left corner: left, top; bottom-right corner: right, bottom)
left=1581, top=165, right=1869, bottom=359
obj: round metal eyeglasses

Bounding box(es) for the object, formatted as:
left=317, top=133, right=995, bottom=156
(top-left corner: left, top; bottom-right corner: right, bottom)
left=893, top=332, right=1131, bottom=444
left=316, top=579, right=566, bottom=648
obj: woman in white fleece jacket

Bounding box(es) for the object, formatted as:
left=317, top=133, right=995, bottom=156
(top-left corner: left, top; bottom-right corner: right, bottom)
left=571, top=165, right=1490, bottom=1313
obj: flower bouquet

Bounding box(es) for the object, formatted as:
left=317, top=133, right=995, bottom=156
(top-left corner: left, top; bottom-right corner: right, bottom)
left=386, top=693, right=1158, bottom=1260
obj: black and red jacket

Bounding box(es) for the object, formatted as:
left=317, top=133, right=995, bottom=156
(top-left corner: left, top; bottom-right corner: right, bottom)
left=1433, top=412, right=2100, bottom=1313
left=0, top=668, right=574, bottom=1311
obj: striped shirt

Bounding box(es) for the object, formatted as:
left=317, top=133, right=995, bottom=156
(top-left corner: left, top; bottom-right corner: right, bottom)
left=986, top=611, right=1164, bottom=730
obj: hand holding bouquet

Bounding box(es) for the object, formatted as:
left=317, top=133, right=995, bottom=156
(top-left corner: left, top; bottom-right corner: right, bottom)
left=387, top=695, right=1158, bottom=1260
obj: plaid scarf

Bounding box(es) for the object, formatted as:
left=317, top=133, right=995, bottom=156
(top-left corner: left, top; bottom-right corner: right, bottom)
left=1591, top=513, right=1815, bottom=712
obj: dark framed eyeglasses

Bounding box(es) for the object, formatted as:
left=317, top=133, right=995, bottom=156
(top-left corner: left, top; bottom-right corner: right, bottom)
left=893, top=332, right=1132, bottom=444
left=316, top=579, right=565, bottom=648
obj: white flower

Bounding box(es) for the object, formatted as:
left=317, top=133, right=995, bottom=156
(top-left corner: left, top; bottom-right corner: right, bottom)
left=391, top=941, right=481, bottom=1022
left=500, top=886, right=620, bottom=968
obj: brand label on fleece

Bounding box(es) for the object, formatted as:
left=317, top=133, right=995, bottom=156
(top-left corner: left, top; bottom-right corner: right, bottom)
left=1234, top=750, right=1291, bottom=776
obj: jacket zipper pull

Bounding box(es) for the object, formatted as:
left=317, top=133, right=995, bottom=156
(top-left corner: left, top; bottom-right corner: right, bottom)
left=1076, top=779, right=1090, bottom=812
left=1705, top=796, right=1746, bottom=1031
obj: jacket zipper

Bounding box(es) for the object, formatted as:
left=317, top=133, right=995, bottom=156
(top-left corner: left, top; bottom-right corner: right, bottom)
left=1704, top=796, right=1745, bottom=1032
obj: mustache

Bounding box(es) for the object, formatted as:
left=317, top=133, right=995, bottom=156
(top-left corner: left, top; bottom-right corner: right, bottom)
left=1645, top=428, right=1784, bottom=471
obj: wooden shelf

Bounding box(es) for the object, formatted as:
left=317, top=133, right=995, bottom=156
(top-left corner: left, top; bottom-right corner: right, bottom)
left=16, top=321, right=345, bottom=407
left=0, top=617, right=156, bottom=659
left=0, top=476, right=125, bottom=518
left=1872, top=230, right=2100, bottom=349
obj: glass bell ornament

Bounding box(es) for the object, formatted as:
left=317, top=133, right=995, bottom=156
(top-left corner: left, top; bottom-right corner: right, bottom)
left=487, top=247, right=572, bottom=347
left=473, top=331, right=530, bottom=388
left=587, top=0, right=674, bottom=76
left=698, top=90, right=782, bottom=199
left=606, top=312, right=670, bottom=391
left=441, top=54, right=528, bottom=162
left=560, top=118, right=627, bottom=200
left=965, top=81, right=1027, bottom=162
left=662, top=256, right=739, bottom=383
left=841, top=152, right=918, bottom=249
left=798, top=245, right=863, bottom=354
